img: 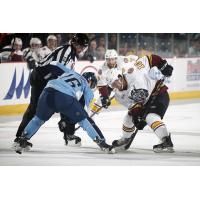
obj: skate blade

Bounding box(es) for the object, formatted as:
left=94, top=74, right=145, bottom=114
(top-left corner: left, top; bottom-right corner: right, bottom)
left=65, top=140, right=82, bottom=147
left=104, top=148, right=115, bottom=154
left=15, top=146, right=23, bottom=154
left=15, top=143, right=32, bottom=154
left=153, top=147, right=175, bottom=153
left=11, top=142, right=19, bottom=150
left=113, top=145, right=127, bottom=152
left=23, top=145, right=32, bottom=152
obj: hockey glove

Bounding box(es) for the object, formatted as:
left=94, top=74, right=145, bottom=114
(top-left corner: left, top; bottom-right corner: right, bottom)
left=26, top=56, right=37, bottom=70
left=129, top=88, right=149, bottom=103
left=158, top=60, right=173, bottom=77
left=133, top=116, right=147, bottom=130
left=100, top=96, right=111, bottom=109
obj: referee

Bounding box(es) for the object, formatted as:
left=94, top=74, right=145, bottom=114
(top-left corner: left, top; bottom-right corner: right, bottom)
left=13, top=33, right=89, bottom=149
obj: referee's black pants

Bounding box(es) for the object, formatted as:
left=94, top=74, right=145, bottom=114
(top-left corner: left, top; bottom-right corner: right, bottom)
left=16, top=69, right=46, bottom=137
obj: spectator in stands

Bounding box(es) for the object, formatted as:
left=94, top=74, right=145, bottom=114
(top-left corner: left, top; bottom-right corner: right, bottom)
left=0, top=33, right=19, bottom=49
left=119, top=42, right=128, bottom=56
left=40, top=35, right=57, bottom=58
left=126, top=49, right=137, bottom=56
left=173, top=43, right=188, bottom=58
left=55, top=34, right=63, bottom=46
left=66, top=33, right=73, bottom=43
left=0, top=33, right=9, bottom=48
left=98, top=36, right=105, bottom=49
left=87, top=33, right=96, bottom=40
left=173, top=46, right=181, bottom=58
left=96, top=46, right=106, bottom=60
left=188, top=36, right=200, bottom=57
left=47, top=35, right=57, bottom=51
left=0, top=37, right=23, bottom=62
left=23, top=38, right=42, bottom=63
left=108, top=33, right=117, bottom=50
left=87, top=39, right=99, bottom=60
left=96, top=36, right=106, bottom=60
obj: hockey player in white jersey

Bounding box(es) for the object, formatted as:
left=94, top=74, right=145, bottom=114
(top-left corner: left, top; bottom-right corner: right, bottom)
left=91, top=49, right=138, bottom=113
left=23, top=38, right=42, bottom=64
left=39, top=35, right=57, bottom=58
left=15, top=64, right=114, bottom=154
left=111, top=54, right=174, bottom=153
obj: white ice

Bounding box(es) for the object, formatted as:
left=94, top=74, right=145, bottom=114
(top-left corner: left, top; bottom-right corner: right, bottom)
left=0, top=100, right=200, bottom=166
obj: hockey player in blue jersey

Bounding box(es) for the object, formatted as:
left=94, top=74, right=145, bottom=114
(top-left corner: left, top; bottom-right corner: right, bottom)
left=15, top=68, right=115, bottom=154
left=13, top=34, right=90, bottom=149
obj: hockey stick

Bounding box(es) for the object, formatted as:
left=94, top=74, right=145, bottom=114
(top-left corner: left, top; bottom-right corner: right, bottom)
left=75, top=95, right=115, bottom=131
left=124, top=77, right=166, bottom=150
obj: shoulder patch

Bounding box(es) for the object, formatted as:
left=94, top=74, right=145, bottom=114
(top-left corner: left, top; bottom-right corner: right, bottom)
left=124, top=58, right=129, bottom=63
left=128, top=68, right=134, bottom=74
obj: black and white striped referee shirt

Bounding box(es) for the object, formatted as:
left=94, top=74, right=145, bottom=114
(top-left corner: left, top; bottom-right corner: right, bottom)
left=38, top=44, right=77, bottom=69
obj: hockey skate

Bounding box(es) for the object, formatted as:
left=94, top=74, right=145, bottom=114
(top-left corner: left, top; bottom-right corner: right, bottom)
left=12, top=137, right=33, bottom=152
left=64, top=135, right=82, bottom=147
left=94, top=137, right=115, bottom=154
left=112, top=137, right=131, bottom=151
left=11, top=137, right=21, bottom=150
left=153, top=134, right=174, bottom=153
left=15, top=137, right=33, bottom=154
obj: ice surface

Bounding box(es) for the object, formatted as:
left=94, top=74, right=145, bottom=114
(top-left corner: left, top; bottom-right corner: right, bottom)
left=0, top=100, right=200, bottom=166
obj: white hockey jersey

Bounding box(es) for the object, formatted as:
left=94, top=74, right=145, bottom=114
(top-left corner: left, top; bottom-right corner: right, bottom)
left=23, top=46, right=53, bottom=62
left=39, top=46, right=52, bottom=59
left=97, top=55, right=138, bottom=87
left=0, top=45, right=23, bottom=61
left=114, top=56, right=164, bottom=109
left=23, top=47, right=43, bottom=62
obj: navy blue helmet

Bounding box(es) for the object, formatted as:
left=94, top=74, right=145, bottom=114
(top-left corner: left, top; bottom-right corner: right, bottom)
left=82, top=72, right=97, bottom=89
left=71, top=33, right=89, bottom=47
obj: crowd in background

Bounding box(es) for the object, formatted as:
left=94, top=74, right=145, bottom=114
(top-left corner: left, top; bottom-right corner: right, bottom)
left=118, top=33, right=200, bottom=58
left=1, top=33, right=200, bottom=63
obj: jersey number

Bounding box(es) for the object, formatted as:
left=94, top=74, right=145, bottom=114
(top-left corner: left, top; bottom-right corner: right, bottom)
left=65, top=77, right=81, bottom=88
left=63, top=74, right=81, bottom=88
left=134, top=61, right=145, bottom=70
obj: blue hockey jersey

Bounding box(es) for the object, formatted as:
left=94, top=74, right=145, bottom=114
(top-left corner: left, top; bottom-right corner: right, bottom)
left=46, top=66, right=94, bottom=108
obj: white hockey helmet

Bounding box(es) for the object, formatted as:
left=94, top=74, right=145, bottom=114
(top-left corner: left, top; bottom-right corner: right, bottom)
left=47, top=35, right=57, bottom=41
left=105, top=49, right=118, bottom=59
left=11, top=38, right=22, bottom=46
left=30, top=38, right=42, bottom=46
